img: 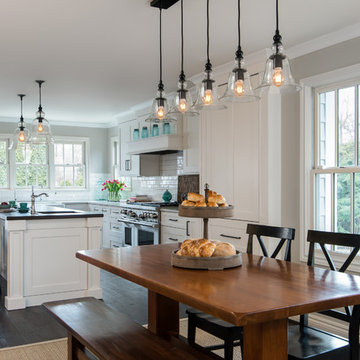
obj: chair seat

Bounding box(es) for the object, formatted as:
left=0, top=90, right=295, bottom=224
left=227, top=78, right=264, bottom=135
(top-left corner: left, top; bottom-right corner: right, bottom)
left=187, top=308, right=242, bottom=340
left=288, top=320, right=350, bottom=360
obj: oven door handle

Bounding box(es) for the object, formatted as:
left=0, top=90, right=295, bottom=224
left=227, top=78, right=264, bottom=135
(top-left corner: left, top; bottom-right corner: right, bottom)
left=117, top=219, right=159, bottom=228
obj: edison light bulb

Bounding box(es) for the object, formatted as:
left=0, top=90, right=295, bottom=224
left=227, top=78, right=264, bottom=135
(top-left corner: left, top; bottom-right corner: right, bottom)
left=156, top=106, right=165, bottom=120
left=234, top=80, right=245, bottom=97
left=38, top=122, right=44, bottom=133
left=272, top=67, right=284, bottom=87
left=18, top=130, right=25, bottom=142
left=178, top=98, right=188, bottom=113
left=203, top=89, right=213, bottom=105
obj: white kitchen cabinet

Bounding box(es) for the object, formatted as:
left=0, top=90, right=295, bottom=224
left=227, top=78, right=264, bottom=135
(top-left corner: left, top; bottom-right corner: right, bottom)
left=182, top=116, right=200, bottom=174
left=119, top=120, right=140, bottom=176
left=200, top=98, right=260, bottom=222
left=160, top=210, right=201, bottom=243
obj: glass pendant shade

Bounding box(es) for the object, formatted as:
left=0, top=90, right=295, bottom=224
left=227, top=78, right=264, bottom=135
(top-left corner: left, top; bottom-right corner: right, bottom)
left=169, top=80, right=199, bottom=117
left=146, top=89, right=175, bottom=123
left=194, top=69, right=226, bottom=111
left=30, top=116, right=54, bottom=144
left=256, top=45, right=301, bottom=95
left=9, top=122, right=30, bottom=150
left=221, top=59, right=260, bottom=103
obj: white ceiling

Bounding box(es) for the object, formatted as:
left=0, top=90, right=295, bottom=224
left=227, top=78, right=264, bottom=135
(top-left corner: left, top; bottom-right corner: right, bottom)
left=0, top=0, right=359, bottom=125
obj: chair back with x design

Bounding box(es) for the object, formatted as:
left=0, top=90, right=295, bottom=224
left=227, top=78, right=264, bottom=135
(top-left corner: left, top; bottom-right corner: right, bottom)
left=246, top=223, right=295, bottom=261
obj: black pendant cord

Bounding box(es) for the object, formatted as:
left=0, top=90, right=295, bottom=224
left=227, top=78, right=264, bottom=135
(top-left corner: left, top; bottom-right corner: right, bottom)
left=273, top=0, right=282, bottom=53
left=18, top=94, right=25, bottom=128
left=179, top=0, right=185, bottom=82
left=205, top=0, right=211, bottom=74
left=158, top=5, right=164, bottom=93
left=235, top=0, right=243, bottom=63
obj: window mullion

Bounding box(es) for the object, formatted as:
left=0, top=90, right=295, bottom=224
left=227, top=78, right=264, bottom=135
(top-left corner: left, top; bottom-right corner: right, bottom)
left=335, top=89, right=339, bottom=167
left=351, top=173, right=354, bottom=233
left=331, top=173, right=335, bottom=232
left=356, top=85, right=359, bottom=166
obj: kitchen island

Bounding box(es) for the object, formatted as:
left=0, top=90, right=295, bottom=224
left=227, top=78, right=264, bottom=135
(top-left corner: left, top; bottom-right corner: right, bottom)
left=0, top=206, right=103, bottom=310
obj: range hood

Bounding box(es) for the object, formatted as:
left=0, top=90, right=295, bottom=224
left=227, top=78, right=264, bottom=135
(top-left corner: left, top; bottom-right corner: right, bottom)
left=127, top=134, right=183, bottom=155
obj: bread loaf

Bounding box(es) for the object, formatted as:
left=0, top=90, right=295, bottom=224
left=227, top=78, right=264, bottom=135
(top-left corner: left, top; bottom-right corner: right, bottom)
left=188, top=193, right=205, bottom=203
left=181, top=200, right=195, bottom=207
left=207, top=201, right=218, bottom=207
left=208, top=194, right=226, bottom=205
left=195, top=201, right=206, bottom=207
left=213, top=242, right=236, bottom=257
left=199, top=242, right=216, bottom=257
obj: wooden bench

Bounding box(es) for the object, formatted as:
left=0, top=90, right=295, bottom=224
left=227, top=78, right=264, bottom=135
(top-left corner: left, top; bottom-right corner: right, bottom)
left=44, top=297, right=221, bottom=360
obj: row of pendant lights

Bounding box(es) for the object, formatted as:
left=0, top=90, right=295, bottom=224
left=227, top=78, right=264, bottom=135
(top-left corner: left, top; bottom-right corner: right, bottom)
left=9, top=81, right=54, bottom=150
left=148, top=0, right=301, bottom=122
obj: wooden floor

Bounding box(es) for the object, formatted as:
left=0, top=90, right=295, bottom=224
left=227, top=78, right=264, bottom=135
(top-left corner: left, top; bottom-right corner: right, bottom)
left=0, top=270, right=187, bottom=348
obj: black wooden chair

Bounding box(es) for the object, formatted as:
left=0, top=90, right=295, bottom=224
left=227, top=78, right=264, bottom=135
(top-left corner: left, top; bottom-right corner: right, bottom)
left=288, top=230, right=360, bottom=360
left=187, top=223, right=296, bottom=359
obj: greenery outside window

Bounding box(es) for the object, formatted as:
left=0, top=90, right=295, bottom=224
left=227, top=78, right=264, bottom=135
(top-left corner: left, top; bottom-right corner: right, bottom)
left=0, top=139, right=9, bottom=188
left=15, top=143, right=48, bottom=187
left=54, top=141, right=86, bottom=188
left=313, top=81, right=360, bottom=252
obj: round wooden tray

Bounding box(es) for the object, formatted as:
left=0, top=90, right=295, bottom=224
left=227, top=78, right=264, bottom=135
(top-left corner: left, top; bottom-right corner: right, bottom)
left=171, top=249, right=242, bottom=270
left=178, top=205, right=234, bottom=218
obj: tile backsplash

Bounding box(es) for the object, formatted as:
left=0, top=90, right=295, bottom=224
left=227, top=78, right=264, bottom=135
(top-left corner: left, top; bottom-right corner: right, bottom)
left=129, top=152, right=183, bottom=201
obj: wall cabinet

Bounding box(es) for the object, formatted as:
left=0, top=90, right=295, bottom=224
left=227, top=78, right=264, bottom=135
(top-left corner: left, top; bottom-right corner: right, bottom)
left=200, top=101, right=260, bottom=222
left=119, top=120, right=140, bottom=176
left=182, top=116, right=200, bottom=174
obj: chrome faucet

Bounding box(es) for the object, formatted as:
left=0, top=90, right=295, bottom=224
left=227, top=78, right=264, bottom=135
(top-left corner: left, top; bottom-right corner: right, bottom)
left=31, top=186, right=49, bottom=214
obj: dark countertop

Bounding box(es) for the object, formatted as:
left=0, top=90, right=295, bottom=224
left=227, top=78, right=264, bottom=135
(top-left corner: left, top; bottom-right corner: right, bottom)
left=0, top=206, right=103, bottom=221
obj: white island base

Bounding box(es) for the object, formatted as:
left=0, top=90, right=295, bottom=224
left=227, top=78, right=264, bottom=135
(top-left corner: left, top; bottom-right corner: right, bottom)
left=4, top=216, right=103, bottom=310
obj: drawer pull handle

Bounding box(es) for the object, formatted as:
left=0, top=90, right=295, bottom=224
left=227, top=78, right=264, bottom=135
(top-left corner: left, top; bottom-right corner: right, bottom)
left=112, top=211, right=120, bottom=214
left=112, top=226, right=121, bottom=230
left=186, top=221, right=190, bottom=236
left=168, top=237, right=178, bottom=242
left=112, top=245, right=120, bottom=248
left=169, top=219, right=178, bottom=222
left=220, top=234, right=241, bottom=240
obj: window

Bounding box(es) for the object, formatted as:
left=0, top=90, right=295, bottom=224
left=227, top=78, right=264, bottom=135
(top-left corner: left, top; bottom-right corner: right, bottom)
left=313, top=82, right=360, bottom=251
left=54, top=141, right=86, bottom=188
left=15, top=143, right=48, bottom=187
left=0, top=139, right=9, bottom=188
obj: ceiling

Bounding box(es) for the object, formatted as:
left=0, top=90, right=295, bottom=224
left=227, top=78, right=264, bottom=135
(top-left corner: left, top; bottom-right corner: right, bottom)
left=0, top=0, right=359, bottom=125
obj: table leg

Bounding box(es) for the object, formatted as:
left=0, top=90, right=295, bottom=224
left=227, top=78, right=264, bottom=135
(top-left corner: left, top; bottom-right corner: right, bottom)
left=243, top=318, right=287, bottom=360
left=148, top=290, right=179, bottom=338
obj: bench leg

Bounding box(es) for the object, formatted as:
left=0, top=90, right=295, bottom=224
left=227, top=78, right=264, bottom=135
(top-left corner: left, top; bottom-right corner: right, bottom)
left=148, top=290, right=179, bottom=338
left=68, top=333, right=86, bottom=360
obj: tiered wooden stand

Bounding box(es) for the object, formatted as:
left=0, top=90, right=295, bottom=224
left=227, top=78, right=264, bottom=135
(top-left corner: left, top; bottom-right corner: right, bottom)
left=171, top=184, right=242, bottom=270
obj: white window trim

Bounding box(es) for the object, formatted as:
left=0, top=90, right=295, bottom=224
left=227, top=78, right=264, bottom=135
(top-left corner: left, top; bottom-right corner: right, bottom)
left=110, top=136, right=119, bottom=179
left=0, top=134, right=11, bottom=189
left=300, top=63, right=360, bottom=272
left=51, top=136, right=90, bottom=191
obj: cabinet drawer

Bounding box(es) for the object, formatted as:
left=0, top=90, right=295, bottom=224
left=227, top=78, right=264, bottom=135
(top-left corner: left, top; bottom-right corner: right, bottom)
left=110, top=208, right=121, bottom=216
left=161, top=226, right=187, bottom=244
left=161, top=212, right=186, bottom=229
left=110, top=239, right=122, bottom=249
left=110, top=223, right=122, bottom=232
left=209, top=225, right=244, bottom=251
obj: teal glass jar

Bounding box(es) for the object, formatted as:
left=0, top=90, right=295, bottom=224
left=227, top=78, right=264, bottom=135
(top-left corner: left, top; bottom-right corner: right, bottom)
left=152, top=124, right=159, bottom=137
left=163, top=122, right=171, bottom=135
left=141, top=126, right=149, bottom=139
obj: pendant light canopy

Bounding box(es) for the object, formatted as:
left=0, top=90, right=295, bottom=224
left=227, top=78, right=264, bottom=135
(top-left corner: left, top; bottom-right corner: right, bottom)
left=30, top=80, right=54, bottom=144
left=221, top=0, right=259, bottom=103
left=194, top=0, right=226, bottom=111
left=9, top=94, right=30, bottom=150
left=255, top=0, right=300, bottom=94
left=146, top=4, right=175, bottom=123
left=169, top=0, right=199, bottom=117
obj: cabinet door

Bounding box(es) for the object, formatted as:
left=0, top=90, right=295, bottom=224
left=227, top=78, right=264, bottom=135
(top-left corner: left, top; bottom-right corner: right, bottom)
left=233, top=102, right=260, bottom=222
left=183, top=116, right=200, bottom=174
left=209, top=224, right=244, bottom=251
left=119, top=122, right=139, bottom=176
left=184, top=218, right=202, bottom=238
left=201, top=108, right=234, bottom=205
left=24, top=228, right=87, bottom=296
left=161, top=226, right=187, bottom=244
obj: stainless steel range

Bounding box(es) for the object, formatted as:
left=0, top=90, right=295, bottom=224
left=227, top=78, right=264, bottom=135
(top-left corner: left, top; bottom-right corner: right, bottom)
left=118, top=202, right=177, bottom=247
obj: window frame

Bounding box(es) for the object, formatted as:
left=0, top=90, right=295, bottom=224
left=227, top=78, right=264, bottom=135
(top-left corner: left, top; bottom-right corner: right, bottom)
left=50, top=136, right=90, bottom=190
left=0, top=135, right=11, bottom=189
left=300, top=64, right=360, bottom=272
left=110, top=136, right=119, bottom=179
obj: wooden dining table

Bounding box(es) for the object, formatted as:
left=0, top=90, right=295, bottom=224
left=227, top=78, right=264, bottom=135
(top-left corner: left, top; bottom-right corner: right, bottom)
left=76, top=244, right=360, bottom=360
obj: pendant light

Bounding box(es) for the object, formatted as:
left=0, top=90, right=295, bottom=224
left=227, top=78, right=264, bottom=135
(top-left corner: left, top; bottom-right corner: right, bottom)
left=255, top=0, right=300, bottom=94
left=169, top=0, right=199, bottom=117
left=220, top=0, right=259, bottom=103
left=30, top=80, right=54, bottom=144
left=146, top=2, right=174, bottom=123
left=194, top=0, right=226, bottom=111
left=8, top=95, right=30, bottom=150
